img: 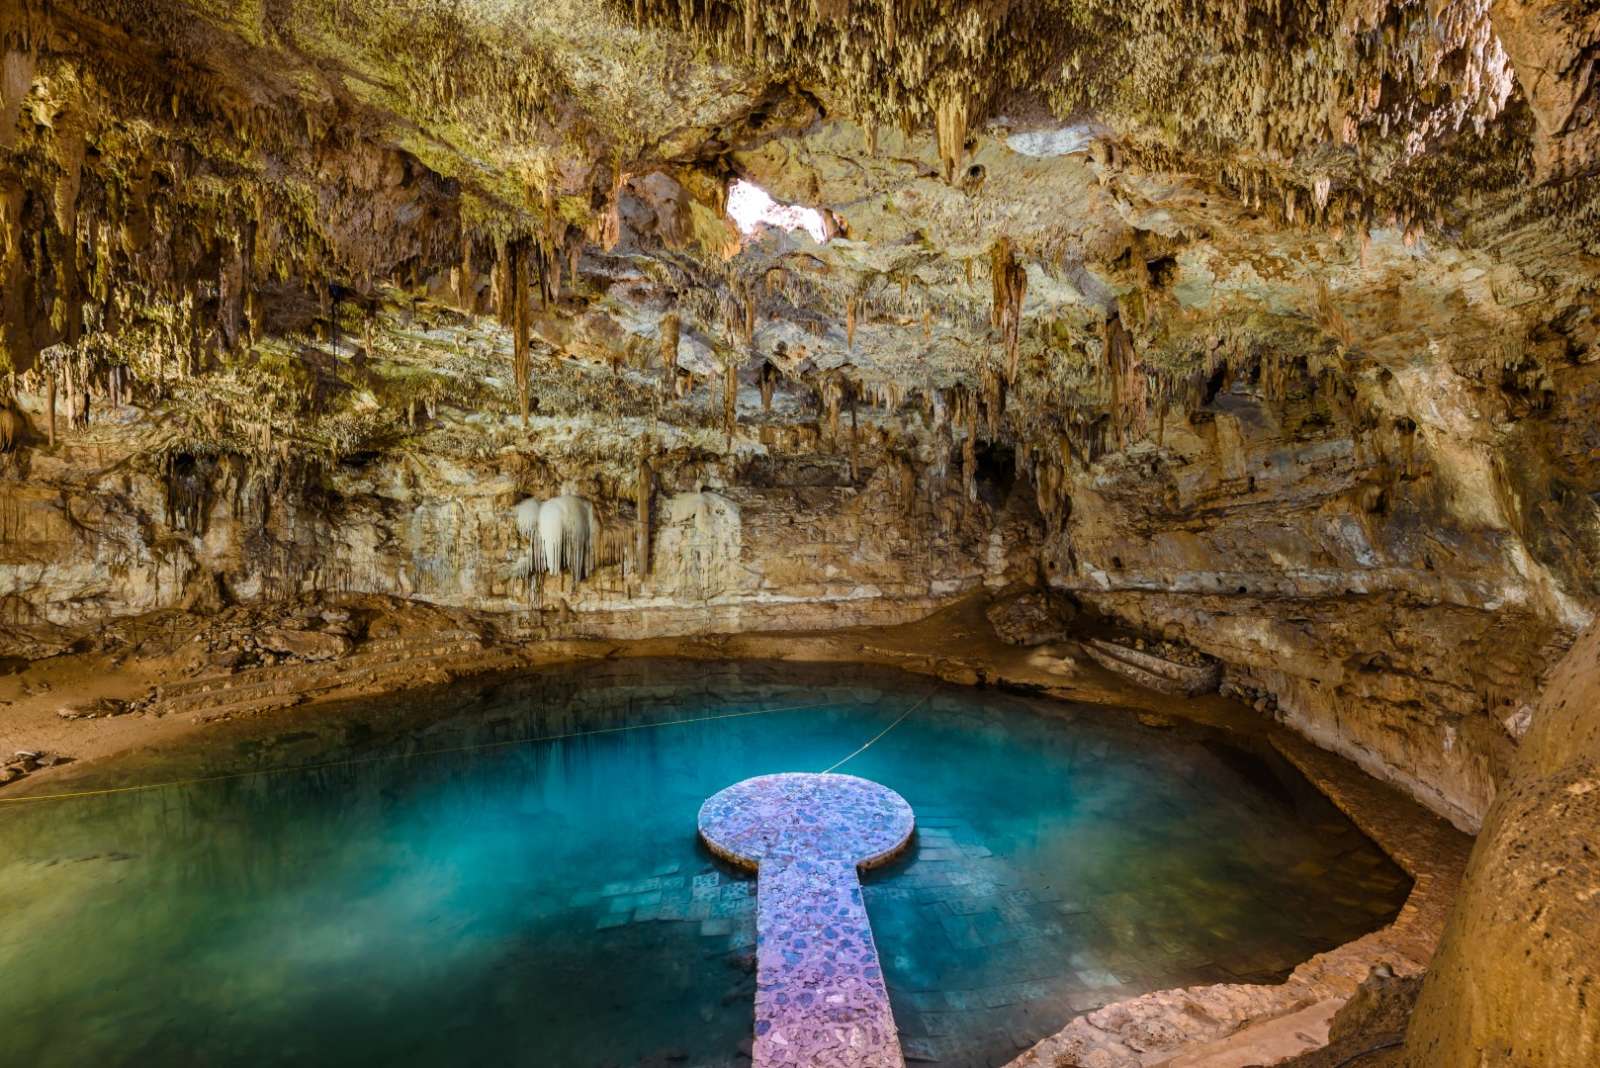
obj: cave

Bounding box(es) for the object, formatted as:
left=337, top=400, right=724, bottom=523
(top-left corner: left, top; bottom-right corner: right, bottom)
left=1, top=2, right=1598, bottom=1066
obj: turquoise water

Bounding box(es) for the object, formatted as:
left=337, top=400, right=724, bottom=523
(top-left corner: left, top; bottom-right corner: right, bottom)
left=0, top=660, right=1409, bottom=1067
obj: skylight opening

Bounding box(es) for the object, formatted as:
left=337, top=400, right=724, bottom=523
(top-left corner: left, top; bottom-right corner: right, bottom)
left=727, top=179, right=829, bottom=244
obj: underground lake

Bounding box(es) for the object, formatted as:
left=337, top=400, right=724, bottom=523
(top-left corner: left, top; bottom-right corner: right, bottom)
left=0, top=660, right=1411, bottom=1067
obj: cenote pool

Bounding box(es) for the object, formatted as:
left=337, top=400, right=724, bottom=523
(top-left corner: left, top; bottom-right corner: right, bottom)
left=0, top=660, right=1410, bottom=1067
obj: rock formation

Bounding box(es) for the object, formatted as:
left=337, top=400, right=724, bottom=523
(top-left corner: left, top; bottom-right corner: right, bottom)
left=3, top=0, right=1600, bottom=1062
left=1403, top=618, right=1600, bottom=1065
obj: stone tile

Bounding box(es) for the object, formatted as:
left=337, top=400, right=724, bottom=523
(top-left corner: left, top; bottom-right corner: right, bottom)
left=698, top=772, right=915, bottom=1068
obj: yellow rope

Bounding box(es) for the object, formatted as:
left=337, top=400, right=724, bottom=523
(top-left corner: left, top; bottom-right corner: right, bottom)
left=819, top=689, right=933, bottom=774
left=0, top=700, right=830, bottom=806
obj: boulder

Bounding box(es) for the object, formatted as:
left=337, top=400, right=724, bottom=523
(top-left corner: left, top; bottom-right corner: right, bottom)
left=986, top=589, right=1077, bottom=646
left=56, top=697, right=130, bottom=720
left=257, top=627, right=352, bottom=662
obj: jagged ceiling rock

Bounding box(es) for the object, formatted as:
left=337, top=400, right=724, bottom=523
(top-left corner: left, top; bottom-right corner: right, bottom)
left=1, top=0, right=1597, bottom=460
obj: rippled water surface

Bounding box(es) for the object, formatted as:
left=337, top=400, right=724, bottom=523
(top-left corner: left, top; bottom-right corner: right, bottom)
left=0, top=660, right=1410, bottom=1067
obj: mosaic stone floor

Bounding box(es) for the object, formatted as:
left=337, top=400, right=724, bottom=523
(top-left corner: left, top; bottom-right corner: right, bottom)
left=700, top=773, right=916, bottom=1068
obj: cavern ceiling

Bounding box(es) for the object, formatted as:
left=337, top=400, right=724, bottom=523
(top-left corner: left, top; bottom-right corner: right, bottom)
left=3, top=0, right=1597, bottom=483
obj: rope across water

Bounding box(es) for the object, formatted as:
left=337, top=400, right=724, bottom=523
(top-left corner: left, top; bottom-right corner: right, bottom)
left=819, top=690, right=934, bottom=774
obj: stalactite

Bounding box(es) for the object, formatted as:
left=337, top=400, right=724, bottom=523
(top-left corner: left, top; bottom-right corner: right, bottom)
left=504, top=238, right=532, bottom=426
left=635, top=452, right=653, bottom=576
left=822, top=373, right=844, bottom=441
left=863, top=379, right=905, bottom=413
left=164, top=453, right=210, bottom=533
left=759, top=360, right=779, bottom=411
left=935, top=94, right=969, bottom=185
left=980, top=359, right=1004, bottom=437
left=990, top=237, right=1027, bottom=383
left=454, top=231, right=475, bottom=309
left=1104, top=311, right=1145, bottom=448
left=962, top=393, right=978, bottom=503
left=847, top=386, right=859, bottom=482
left=525, top=495, right=598, bottom=583
left=723, top=357, right=738, bottom=438
left=659, top=311, right=681, bottom=395
left=0, top=401, right=20, bottom=453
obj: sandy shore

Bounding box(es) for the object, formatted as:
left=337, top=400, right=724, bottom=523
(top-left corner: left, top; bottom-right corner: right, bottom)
left=0, top=593, right=1258, bottom=794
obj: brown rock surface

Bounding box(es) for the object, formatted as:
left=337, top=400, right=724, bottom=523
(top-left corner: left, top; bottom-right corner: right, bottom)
left=1401, top=619, right=1600, bottom=1066
left=2, top=1, right=1600, bottom=1063
left=986, top=587, right=1078, bottom=646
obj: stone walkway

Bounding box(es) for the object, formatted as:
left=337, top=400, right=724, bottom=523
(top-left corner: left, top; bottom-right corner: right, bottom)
left=699, top=773, right=916, bottom=1068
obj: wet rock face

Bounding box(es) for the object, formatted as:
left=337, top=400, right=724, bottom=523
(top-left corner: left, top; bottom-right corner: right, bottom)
left=0, top=0, right=1593, bottom=846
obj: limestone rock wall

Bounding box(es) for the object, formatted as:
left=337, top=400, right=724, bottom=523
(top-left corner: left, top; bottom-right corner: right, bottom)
left=0, top=433, right=1031, bottom=649
left=1046, top=359, right=1599, bottom=831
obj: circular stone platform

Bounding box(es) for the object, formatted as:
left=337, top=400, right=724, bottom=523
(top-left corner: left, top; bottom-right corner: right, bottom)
left=697, top=772, right=916, bottom=871
left=698, top=773, right=917, bottom=1068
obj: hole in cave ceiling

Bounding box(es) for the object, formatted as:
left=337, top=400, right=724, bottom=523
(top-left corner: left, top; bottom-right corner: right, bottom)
left=726, top=179, right=829, bottom=244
